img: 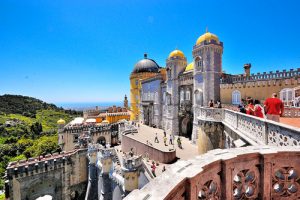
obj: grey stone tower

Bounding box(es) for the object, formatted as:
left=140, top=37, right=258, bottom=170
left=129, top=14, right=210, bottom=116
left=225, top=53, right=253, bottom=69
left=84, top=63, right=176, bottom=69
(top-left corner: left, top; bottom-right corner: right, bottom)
left=192, top=30, right=223, bottom=142
left=165, top=49, right=187, bottom=135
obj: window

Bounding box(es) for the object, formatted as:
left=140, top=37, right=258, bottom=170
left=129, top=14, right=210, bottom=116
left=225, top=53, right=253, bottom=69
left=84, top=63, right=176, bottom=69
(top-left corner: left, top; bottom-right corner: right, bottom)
left=280, top=88, right=294, bottom=106
left=180, top=90, right=184, bottom=102
left=195, top=90, right=203, bottom=105
left=232, top=90, right=241, bottom=105
left=186, top=90, right=191, bottom=100
left=73, top=135, right=79, bottom=143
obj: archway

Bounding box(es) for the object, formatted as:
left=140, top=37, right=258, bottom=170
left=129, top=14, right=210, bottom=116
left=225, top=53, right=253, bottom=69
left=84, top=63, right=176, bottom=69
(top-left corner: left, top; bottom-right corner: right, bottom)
left=181, top=117, right=193, bottom=140
left=97, top=136, right=106, bottom=146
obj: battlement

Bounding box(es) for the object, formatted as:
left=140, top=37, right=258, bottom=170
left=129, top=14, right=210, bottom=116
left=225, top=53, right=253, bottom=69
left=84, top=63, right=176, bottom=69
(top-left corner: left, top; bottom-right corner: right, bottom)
left=6, top=149, right=82, bottom=179
left=221, top=68, right=300, bottom=84
left=122, top=155, right=143, bottom=172
left=64, top=123, right=117, bottom=133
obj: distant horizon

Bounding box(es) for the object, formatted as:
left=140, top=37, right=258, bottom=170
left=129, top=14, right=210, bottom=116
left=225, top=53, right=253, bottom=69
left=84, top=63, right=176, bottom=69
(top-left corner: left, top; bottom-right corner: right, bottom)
left=55, top=101, right=124, bottom=110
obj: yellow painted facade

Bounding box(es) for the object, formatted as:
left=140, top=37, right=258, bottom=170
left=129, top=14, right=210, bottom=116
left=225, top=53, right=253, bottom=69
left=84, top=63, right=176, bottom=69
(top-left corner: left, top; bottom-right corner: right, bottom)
left=220, top=77, right=300, bottom=104
left=130, top=72, right=158, bottom=121
left=106, top=114, right=130, bottom=124
left=124, top=171, right=139, bottom=192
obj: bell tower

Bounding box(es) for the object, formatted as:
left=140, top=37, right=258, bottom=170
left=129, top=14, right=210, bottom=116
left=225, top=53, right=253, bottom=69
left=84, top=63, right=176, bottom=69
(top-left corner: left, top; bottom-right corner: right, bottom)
left=165, top=49, right=187, bottom=135
left=192, top=30, right=223, bottom=142
left=124, top=94, right=128, bottom=109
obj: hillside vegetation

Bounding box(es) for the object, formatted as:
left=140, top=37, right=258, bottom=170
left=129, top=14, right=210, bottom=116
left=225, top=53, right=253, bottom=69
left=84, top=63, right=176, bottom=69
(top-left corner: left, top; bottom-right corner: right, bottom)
left=0, top=94, right=82, bottom=190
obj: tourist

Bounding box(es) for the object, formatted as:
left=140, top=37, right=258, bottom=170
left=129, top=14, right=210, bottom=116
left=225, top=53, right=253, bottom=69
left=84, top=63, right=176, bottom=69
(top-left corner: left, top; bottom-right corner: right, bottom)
left=169, top=134, right=173, bottom=145
left=177, top=137, right=182, bottom=149
left=154, top=133, right=159, bottom=143
left=163, top=136, right=167, bottom=146
left=252, top=100, right=265, bottom=118
left=209, top=99, right=214, bottom=108
left=129, top=148, right=134, bottom=157
left=264, top=93, right=284, bottom=122
left=217, top=100, right=222, bottom=108
left=162, top=166, right=166, bottom=172
left=151, top=162, right=156, bottom=177
left=246, top=98, right=254, bottom=115
left=163, top=131, right=166, bottom=137
left=238, top=99, right=246, bottom=114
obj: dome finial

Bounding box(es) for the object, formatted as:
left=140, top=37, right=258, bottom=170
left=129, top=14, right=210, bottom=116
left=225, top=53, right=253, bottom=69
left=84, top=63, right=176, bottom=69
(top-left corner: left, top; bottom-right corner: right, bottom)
left=144, top=53, right=147, bottom=59
left=206, top=26, right=208, bottom=33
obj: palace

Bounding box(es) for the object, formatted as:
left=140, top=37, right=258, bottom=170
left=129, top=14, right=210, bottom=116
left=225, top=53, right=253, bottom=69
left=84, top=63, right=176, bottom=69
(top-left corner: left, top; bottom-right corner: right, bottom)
left=130, top=30, right=300, bottom=140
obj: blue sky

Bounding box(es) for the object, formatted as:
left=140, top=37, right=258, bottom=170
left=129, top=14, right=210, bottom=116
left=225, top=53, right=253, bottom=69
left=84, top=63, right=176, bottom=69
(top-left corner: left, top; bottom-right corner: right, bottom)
left=0, top=0, right=299, bottom=103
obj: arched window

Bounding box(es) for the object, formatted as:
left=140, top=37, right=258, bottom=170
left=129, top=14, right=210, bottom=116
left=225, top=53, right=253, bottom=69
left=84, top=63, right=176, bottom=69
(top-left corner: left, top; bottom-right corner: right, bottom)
left=280, top=88, right=294, bottom=106
left=232, top=90, right=241, bottom=105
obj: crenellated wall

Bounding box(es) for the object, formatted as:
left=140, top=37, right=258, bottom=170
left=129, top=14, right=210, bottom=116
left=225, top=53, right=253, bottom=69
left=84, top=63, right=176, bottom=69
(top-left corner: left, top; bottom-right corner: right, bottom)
left=6, top=149, right=88, bottom=200
left=220, top=68, right=300, bottom=104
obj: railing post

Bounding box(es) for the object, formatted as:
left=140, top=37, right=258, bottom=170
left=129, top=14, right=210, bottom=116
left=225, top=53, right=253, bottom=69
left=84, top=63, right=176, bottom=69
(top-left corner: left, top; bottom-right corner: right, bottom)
left=235, top=112, right=238, bottom=130
left=264, top=121, right=268, bottom=145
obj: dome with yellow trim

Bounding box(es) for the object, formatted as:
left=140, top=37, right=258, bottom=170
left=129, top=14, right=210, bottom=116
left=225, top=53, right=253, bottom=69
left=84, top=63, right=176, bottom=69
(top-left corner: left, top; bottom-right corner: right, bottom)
left=185, top=62, right=194, bottom=72
left=196, top=32, right=219, bottom=45
left=168, top=49, right=185, bottom=58
left=57, top=119, right=66, bottom=125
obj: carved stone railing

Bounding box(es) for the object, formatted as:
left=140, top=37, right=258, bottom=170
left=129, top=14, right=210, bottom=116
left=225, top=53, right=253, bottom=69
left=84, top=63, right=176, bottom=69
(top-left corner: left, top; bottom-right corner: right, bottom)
left=197, top=107, right=223, bottom=122
left=223, top=109, right=300, bottom=146
left=283, top=107, right=300, bottom=117
left=125, top=146, right=300, bottom=200
left=196, top=108, right=300, bottom=147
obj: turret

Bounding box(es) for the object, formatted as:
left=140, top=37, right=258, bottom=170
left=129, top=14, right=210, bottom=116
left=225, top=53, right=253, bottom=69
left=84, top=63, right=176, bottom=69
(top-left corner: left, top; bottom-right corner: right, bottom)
left=124, top=95, right=128, bottom=109
left=244, top=63, right=251, bottom=77
left=97, top=146, right=115, bottom=200
left=192, top=29, right=223, bottom=107
left=165, top=49, right=187, bottom=135
left=122, top=154, right=143, bottom=193
left=57, top=119, right=66, bottom=150
left=192, top=29, right=223, bottom=143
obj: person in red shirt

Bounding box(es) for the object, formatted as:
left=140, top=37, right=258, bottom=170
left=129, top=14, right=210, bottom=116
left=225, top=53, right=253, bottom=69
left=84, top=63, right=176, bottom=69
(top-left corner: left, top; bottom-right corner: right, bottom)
left=253, top=100, right=265, bottom=118
left=264, top=93, right=284, bottom=122
left=246, top=98, right=254, bottom=115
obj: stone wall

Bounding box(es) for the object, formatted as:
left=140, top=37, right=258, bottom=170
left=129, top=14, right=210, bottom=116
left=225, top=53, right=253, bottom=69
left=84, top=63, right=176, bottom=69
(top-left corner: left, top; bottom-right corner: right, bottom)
left=6, top=149, right=88, bottom=200
left=125, top=146, right=300, bottom=200
left=121, top=135, right=176, bottom=164
left=220, top=74, right=300, bottom=105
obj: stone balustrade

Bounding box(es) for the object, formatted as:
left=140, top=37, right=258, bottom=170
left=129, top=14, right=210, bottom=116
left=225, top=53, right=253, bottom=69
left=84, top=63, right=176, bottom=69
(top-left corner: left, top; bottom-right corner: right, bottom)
left=196, top=107, right=300, bottom=147
left=223, top=109, right=300, bottom=146
left=198, top=107, right=223, bottom=122
left=125, top=146, right=300, bottom=200
left=283, top=107, right=300, bottom=117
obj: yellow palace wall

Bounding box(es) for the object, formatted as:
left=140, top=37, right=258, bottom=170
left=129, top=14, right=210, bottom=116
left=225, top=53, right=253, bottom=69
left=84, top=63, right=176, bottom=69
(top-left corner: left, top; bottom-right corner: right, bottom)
left=220, top=77, right=300, bottom=104
left=130, top=72, right=158, bottom=121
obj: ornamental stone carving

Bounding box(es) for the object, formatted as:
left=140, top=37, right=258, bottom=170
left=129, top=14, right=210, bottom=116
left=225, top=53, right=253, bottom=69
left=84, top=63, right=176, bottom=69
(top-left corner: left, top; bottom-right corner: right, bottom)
left=272, top=167, right=300, bottom=198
